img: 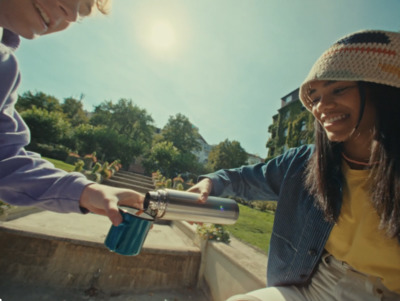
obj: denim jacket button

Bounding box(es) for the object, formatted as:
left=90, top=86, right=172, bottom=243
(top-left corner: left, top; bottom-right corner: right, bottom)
left=308, top=249, right=317, bottom=256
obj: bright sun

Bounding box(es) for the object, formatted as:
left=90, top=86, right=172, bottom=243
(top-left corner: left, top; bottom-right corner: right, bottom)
left=148, top=21, right=176, bottom=52
left=134, top=7, right=188, bottom=60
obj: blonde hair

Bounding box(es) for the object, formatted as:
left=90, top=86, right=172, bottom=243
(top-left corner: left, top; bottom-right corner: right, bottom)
left=96, top=0, right=112, bottom=15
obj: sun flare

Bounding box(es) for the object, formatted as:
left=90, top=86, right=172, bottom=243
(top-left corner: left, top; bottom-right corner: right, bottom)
left=133, top=4, right=190, bottom=60
left=149, top=21, right=176, bottom=51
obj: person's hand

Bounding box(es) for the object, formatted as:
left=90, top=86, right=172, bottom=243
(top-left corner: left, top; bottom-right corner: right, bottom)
left=187, top=178, right=213, bottom=203
left=79, top=183, right=145, bottom=226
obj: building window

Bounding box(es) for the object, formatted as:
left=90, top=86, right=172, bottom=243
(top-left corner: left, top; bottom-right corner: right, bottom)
left=286, top=95, right=292, bottom=102
left=301, top=121, right=307, bottom=131
left=283, top=110, right=290, bottom=120
left=283, top=127, right=288, bottom=137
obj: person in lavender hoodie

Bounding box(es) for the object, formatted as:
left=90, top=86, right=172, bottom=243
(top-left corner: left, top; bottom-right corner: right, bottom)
left=0, top=0, right=144, bottom=226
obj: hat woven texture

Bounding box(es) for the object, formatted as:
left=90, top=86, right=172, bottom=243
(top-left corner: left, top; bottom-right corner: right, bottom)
left=300, top=29, right=400, bottom=110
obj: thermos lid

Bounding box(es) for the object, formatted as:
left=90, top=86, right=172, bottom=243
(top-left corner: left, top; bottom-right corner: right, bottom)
left=118, top=205, right=155, bottom=221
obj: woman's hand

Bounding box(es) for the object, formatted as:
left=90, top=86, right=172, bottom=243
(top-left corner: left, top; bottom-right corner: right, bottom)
left=79, top=183, right=145, bottom=226
left=187, top=178, right=213, bottom=203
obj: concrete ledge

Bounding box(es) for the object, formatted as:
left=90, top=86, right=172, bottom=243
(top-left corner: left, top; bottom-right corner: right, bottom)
left=0, top=211, right=268, bottom=301
left=173, top=221, right=268, bottom=300
left=0, top=211, right=201, bottom=254
left=0, top=211, right=202, bottom=296
left=202, top=239, right=267, bottom=300
left=208, top=239, right=267, bottom=286
left=0, top=230, right=201, bottom=294
left=0, top=225, right=200, bottom=256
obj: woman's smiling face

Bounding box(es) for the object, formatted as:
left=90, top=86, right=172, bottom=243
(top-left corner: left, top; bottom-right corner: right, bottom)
left=308, top=80, right=376, bottom=144
left=0, top=0, right=94, bottom=39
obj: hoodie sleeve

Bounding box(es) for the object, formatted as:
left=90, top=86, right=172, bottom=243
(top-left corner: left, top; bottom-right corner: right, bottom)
left=0, top=34, right=93, bottom=214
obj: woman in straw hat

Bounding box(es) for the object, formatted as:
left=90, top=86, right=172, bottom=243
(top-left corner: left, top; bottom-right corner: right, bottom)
left=189, top=29, right=400, bottom=300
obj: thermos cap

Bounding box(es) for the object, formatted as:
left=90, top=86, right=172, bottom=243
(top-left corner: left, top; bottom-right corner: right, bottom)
left=118, top=205, right=155, bottom=221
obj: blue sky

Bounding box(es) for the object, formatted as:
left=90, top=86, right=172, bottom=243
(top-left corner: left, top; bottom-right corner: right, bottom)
left=16, top=0, right=400, bottom=158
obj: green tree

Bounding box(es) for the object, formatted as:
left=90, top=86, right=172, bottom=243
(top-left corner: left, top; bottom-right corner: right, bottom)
left=147, top=113, right=205, bottom=177
left=208, top=139, right=248, bottom=171
left=173, top=152, right=206, bottom=178
left=72, top=124, right=103, bottom=155
left=100, top=130, right=144, bottom=167
left=20, top=106, right=72, bottom=146
left=142, top=141, right=180, bottom=178
left=16, top=91, right=62, bottom=113
left=90, top=99, right=154, bottom=153
left=72, top=124, right=143, bottom=166
left=161, top=113, right=201, bottom=153
left=62, top=97, right=89, bottom=126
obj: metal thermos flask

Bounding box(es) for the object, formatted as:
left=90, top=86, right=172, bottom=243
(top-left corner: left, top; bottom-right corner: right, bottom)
left=142, top=189, right=239, bottom=224
left=105, top=189, right=239, bottom=256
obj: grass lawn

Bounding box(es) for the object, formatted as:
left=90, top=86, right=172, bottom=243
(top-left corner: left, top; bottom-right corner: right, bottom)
left=43, top=157, right=75, bottom=172
left=225, top=203, right=274, bottom=254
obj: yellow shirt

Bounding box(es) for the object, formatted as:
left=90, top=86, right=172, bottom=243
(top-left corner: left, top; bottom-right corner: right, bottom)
left=325, top=161, right=400, bottom=293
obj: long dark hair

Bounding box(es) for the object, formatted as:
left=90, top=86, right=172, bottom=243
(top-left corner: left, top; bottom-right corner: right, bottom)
left=305, top=82, right=400, bottom=240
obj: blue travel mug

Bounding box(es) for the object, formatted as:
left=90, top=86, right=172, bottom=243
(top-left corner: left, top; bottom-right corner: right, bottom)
left=104, top=210, right=153, bottom=256
left=104, top=189, right=239, bottom=256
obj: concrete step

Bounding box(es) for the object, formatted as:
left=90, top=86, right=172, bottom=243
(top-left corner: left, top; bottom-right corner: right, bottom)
left=110, top=174, right=154, bottom=191
left=0, top=211, right=205, bottom=299
left=0, top=283, right=207, bottom=301
left=101, top=178, right=150, bottom=194
left=116, top=171, right=154, bottom=185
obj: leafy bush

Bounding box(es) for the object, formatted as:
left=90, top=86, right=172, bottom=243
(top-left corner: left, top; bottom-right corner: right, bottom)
left=143, top=141, right=180, bottom=178
left=27, top=143, right=71, bottom=161
left=110, top=160, right=121, bottom=173
left=175, top=183, right=184, bottom=191
left=153, top=171, right=194, bottom=190
left=21, top=106, right=72, bottom=146
left=66, top=152, right=81, bottom=165
left=251, top=200, right=277, bottom=212
left=0, top=200, right=11, bottom=215
left=165, top=178, right=172, bottom=188
left=197, top=224, right=231, bottom=243
left=173, top=175, right=184, bottom=188
left=83, top=152, right=97, bottom=169
left=232, top=196, right=252, bottom=207
left=100, top=162, right=112, bottom=180
left=74, top=160, right=85, bottom=172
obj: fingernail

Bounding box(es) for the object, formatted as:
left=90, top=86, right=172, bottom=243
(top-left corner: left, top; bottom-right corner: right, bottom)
left=113, top=215, right=122, bottom=226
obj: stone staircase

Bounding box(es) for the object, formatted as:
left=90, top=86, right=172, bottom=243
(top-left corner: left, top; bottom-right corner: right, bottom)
left=101, top=170, right=155, bottom=193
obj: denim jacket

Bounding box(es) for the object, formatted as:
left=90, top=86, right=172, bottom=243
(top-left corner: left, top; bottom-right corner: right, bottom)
left=201, top=144, right=338, bottom=287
